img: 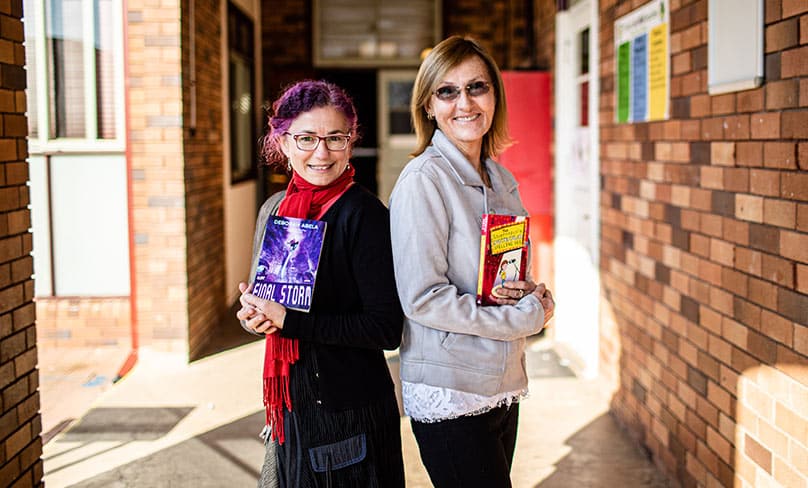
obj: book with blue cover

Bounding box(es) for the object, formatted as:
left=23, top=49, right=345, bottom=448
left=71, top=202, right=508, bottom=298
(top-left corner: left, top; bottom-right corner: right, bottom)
left=251, top=216, right=327, bottom=312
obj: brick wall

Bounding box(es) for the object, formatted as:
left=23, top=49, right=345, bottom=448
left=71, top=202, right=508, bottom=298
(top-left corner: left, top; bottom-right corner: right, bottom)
left=444, top=0, right=534, bottom=70
left=127, top=1, right=189, bottom=353
left=262, top=0, right=536, bottom=88
left=182, top=0, right=225, bottom=360
left=36, top=297, right=130, bottom=347
left=32, top=1, right=226, bottom=357
left=261, top=0, right=312, bottom=102
left=599, top=1, right=808, bottom=487
left=260, top=0, right=311, bottom=197
left=534, top=0, right=556, bottom=71
left=261, top=0, right=536, bottom=81
left=0, top=1, right=42, bottom=486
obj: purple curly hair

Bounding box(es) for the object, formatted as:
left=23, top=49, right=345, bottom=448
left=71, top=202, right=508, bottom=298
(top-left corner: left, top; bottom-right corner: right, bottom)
left=261, top=80, right=359, bottom=166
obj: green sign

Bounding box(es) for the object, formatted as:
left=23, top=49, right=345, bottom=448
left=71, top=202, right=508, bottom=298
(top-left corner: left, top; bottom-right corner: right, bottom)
left=617, top=42, right=631, bottom=123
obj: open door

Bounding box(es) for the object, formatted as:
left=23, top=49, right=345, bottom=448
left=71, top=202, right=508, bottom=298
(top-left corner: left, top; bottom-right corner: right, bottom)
left=554, top=0, right=600, bottom=378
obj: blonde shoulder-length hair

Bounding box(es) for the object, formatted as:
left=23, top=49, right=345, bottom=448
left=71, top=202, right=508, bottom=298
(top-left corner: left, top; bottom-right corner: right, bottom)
left=410, top=36, right=512, bottom=159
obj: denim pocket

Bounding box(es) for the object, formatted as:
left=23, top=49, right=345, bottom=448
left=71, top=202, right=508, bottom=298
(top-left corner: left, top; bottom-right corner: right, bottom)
left=308, top=433, right=366, bottom=473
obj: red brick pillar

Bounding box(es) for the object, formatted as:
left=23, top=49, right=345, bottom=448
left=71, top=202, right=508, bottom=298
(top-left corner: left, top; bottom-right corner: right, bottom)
left=0, top=0, right=43, bottom=485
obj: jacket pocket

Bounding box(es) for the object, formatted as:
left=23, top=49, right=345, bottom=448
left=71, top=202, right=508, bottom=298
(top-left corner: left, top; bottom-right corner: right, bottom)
left=439, top=331, right=506, bottom=374
left=308, top=433, right=367, bottom=473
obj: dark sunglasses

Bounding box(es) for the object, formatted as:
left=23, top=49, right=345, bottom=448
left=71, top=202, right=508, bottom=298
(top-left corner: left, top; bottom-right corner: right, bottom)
left=433, top=80, right=491, bottom=102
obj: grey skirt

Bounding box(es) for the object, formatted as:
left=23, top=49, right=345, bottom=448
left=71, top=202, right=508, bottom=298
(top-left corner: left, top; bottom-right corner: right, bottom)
left=258, top=438, right=279, bottom=488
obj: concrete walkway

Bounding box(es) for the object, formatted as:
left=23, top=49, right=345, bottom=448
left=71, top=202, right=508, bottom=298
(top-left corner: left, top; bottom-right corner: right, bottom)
left=38, top=345, right=128, bottom=444
left=41, top=337, right=670, bottom=487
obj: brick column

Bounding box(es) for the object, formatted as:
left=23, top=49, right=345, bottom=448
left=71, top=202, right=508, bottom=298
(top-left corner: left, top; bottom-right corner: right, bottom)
left=182, top=0, right=225, bottom=359
left=0, top=0, right=42, bottom=485
left=127, top=1, right=189, bottom=354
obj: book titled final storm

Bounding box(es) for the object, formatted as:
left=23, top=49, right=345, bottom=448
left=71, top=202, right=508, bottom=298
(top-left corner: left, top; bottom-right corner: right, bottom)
left=252, top=216, right=326, bottom=312
left=476, top=214, right=530, bottom=306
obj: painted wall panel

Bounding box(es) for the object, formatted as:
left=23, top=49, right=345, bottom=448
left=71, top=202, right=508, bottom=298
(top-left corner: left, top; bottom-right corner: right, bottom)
left=49, top=154, right=130, bottom=295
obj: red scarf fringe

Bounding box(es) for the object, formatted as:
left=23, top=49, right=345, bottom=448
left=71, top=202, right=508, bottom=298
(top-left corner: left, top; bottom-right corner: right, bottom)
left=263, top=333, right=298, bottom=444
left=262, top=165, right=354, bottom=444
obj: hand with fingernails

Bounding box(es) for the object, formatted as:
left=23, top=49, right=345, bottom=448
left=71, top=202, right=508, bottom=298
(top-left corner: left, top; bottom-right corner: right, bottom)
left=236, top=282, right=287, bottom=335
left=495, top=281, right=555, bottom=324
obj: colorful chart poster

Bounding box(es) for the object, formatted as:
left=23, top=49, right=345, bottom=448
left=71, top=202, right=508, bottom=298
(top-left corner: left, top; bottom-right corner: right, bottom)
left=614, top=0, right=669, bottom=123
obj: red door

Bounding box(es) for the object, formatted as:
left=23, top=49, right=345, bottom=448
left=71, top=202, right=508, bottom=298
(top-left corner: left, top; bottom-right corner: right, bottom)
left=499, top=71, right=553, bottom=281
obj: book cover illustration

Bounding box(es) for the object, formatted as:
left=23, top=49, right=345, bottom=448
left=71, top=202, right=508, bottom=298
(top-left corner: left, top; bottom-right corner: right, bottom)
left=252, top=216, right=327, bottom=312
left=476, top=214, right=530, bottom=306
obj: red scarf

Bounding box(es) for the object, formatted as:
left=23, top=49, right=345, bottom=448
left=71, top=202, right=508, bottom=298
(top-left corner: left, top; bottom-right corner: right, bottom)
left=264, top=164, right=355, bottom=444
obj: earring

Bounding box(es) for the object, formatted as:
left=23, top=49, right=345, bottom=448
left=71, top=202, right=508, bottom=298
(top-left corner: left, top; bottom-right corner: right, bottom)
left=426, top=112, right=434, bottom=120
left=286, top=159, right=292, bottom=172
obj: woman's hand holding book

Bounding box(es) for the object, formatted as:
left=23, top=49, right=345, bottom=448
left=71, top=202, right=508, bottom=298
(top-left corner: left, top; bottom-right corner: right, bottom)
left=237, top=281, right=287, bottom=335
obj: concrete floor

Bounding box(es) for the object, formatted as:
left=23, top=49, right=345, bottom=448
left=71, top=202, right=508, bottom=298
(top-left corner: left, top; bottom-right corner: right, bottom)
left=38, top=345, right=128, bottom=444
left=40, top=337, right=670, bottom=487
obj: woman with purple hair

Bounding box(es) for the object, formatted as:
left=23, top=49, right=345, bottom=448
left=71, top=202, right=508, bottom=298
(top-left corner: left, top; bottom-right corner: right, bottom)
left=237, top=80, right=405, bottom=487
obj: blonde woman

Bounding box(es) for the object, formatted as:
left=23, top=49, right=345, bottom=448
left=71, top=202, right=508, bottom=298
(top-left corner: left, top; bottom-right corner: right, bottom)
left=389, top=37, right=555, bottom=488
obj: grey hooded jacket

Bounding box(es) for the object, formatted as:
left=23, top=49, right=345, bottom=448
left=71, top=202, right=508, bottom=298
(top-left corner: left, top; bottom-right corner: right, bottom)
left=389, top=130, right=545, bottom=397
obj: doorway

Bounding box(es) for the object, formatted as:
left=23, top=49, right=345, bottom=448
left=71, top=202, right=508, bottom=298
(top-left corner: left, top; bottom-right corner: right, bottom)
left=554, top=0, right=600, bottom=378
left=377, top=70, right=417, bottom=204
left=315, top=69, right=379, bottom=195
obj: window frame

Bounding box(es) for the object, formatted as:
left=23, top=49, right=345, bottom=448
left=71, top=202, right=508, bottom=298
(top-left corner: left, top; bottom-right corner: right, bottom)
left=227, top=1, right=258, bottom=184
left=26, top=0, right=126, bottom=155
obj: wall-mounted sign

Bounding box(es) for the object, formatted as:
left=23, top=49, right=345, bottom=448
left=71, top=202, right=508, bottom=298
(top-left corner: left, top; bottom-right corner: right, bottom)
left=707, top=0, right=763, bottom=94
left=614, top=0, right=669, bottom=123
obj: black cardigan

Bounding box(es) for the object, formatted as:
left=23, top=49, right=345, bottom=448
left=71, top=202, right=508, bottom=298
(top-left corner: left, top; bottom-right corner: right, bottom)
left=253, top=184, right=403, bottom=410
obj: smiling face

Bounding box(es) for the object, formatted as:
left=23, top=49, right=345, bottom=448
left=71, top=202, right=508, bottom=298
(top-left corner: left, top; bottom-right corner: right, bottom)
left=280, top=106, right=352, bottom=187
left=426, top=55, right=496, bottom=165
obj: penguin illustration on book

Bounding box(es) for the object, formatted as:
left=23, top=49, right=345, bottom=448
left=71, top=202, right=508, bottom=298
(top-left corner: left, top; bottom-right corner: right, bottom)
left=491, top=250, right=521, bottom=298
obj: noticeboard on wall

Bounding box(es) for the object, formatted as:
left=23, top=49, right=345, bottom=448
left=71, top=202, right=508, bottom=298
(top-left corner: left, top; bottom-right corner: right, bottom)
left=614, top=0, right=670, bottom=123
left=707, top=0, right=763, bottom=94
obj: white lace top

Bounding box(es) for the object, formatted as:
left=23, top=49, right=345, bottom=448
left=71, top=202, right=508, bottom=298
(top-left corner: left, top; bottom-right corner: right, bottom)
left=402, top=381, right=527, bottom=423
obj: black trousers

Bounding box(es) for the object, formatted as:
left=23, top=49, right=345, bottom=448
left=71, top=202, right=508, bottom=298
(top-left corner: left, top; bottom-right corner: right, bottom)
left=410, top=403, right=520, bottom=488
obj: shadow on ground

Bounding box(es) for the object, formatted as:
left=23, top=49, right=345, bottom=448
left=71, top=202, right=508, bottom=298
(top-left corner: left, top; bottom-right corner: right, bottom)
left=62, top=407, right=194, bottom=442
left=61, top=411, right=265, bottom=488
left=193, top=301, right=263, bottom=361
left=534, top=413, right=670, bottom=488
left=43, top=333, right=670, bottom=487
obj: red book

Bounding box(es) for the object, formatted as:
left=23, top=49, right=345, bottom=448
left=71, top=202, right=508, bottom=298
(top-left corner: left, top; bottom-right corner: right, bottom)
left=476, top=214, right=530, bottom=306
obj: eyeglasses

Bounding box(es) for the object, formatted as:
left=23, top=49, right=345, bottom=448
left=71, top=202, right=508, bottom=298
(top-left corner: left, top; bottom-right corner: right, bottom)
left=284, top=132, right=351, bottom=151
left=433, top=80, right=491, bottom=102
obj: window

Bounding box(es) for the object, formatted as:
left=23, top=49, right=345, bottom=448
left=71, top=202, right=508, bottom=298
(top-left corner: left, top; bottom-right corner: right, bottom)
left=23, top=0, right=129, bottom=297
left=386, top=79, right=414, bottom=136
left=24, top=0, right=124, bottom=150
left=578, top=28, right=589, bottom=127
left=314, top=0, right=440, bottom=67
left=228, top=3, right=257, bottom=183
